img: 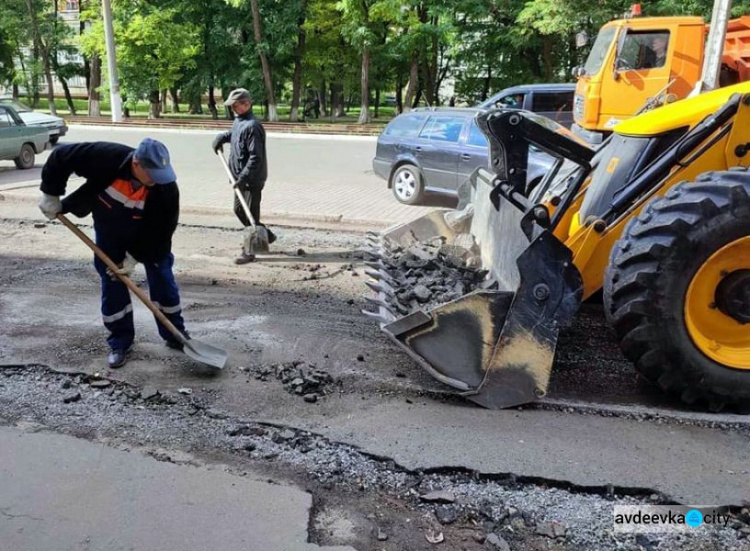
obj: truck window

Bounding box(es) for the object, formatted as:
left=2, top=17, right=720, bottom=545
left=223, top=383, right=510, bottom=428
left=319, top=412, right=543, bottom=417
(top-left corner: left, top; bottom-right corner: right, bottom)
left=419, top=116, right=464, bottom=143
left=532, top=92, right=574, bottom=113
left=384, top=114, right=426, bottom=138
left=583, top=26, right=617, bottom=75
left=618, top=31, right=670, bottom=70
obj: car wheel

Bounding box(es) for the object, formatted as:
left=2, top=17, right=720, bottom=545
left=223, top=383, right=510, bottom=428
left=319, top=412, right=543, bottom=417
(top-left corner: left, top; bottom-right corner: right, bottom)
left=391, top=164, right=424, bottom=205
left=13, top=144, right=35, bottom=169
left=49, top=135, right=59, bottom=145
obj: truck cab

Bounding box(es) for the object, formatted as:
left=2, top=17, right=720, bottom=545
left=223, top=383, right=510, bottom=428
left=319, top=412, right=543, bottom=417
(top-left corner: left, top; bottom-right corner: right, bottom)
left=572, top=16, right=706, bottom=144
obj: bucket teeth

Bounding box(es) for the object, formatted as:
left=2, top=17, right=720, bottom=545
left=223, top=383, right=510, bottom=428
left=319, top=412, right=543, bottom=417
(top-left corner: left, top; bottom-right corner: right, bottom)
left=364, top=296, right=398, bottom=317
left=365, top=280, right=394, bottom=297
left=364, top=268, right=397, bottom=286
left=360, top=309, right=394, bottom=325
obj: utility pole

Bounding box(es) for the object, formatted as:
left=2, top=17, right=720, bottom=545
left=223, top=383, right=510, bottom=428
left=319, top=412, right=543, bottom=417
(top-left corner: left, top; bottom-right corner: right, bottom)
left=692, top=0, right=732, bottom=96
left=101, top=0, right=122, bottom=122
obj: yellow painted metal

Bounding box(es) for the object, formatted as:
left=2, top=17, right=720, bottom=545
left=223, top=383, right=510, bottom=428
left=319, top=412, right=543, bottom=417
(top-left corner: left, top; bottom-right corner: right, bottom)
left=563, top=92, right=746, bottom=299
left=615, top=81, right=750, bottom=136
left=685, top=236, right=750, bottom=370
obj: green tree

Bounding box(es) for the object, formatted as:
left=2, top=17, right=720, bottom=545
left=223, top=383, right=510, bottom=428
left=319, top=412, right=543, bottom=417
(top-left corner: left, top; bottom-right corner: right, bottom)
left=82, top=0, right=199, bottom=118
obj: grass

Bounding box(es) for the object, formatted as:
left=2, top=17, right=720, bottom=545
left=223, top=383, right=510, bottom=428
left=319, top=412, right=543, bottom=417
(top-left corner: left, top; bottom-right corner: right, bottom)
left=32, top=97, right=396, bottom=125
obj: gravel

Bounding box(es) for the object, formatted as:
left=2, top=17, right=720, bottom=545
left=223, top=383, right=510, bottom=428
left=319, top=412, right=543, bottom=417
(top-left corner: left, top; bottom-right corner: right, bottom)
left=1, top=365, right=748, bottom=551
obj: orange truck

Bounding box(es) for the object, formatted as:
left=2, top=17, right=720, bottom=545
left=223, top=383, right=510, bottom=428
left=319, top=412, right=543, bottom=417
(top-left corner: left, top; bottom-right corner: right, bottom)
left=572, top=4, right=750, bottom=144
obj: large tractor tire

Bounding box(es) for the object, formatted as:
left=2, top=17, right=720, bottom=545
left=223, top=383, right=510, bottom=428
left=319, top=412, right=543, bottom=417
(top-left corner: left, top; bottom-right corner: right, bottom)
left=604, top=169, right=750, bottom=410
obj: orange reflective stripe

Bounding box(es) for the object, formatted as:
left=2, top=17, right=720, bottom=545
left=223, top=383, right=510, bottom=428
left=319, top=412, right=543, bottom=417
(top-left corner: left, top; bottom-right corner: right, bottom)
left=104, top=179, right=149, bottom=210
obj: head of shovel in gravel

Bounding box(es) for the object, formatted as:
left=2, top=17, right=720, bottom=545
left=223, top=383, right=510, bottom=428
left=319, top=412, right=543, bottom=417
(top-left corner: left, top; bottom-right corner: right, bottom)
left=243, top=224, right=270, bottom=255
left=183, top=338, right=228, bottom=370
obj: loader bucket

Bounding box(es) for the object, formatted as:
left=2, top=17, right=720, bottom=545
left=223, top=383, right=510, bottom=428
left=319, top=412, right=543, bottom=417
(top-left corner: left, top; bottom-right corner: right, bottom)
left=363, top=169, right=583, bottom=409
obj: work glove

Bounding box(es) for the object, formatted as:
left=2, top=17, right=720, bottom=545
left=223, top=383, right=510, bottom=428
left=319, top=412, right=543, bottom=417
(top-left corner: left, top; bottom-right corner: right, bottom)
left=212, top=135, right=227, bottom=153
left=106, top=253, right=139, bottom=281
left=38, top=192, right=63, bottom=220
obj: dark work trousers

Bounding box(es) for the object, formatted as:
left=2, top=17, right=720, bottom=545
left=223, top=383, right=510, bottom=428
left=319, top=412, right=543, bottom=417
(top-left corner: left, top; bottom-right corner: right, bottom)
left=93, top=229, right=186, bottom=351
left=233, top=182, right=263, bottom=226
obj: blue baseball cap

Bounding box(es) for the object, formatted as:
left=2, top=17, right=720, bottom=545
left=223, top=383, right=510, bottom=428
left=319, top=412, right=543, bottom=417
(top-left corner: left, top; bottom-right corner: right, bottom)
left=134, top=138, right=176, bottom=185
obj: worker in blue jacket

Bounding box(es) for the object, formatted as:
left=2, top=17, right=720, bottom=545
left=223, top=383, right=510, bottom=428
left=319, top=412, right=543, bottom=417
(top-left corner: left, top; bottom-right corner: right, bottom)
left=38, top=139, right=188, bottom=369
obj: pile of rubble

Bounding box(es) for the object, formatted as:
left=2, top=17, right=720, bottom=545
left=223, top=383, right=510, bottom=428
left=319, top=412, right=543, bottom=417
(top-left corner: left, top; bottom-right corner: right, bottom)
left=249, top=361, right=338, bottom=403
left=370, top=234, right=494, bottom=316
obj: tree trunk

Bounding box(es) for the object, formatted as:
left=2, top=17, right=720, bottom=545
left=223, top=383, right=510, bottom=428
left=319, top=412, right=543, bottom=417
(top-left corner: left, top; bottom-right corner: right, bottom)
left=249, top=0, right=278, bottom=121
left=330, top=82, right=344, bottom=118
left=59, top=75, right=76, bottom=115
left=208, top=82, right=218, bottom=119
left=170, top=88, right=180, bottom=113
left=481, top=63, right=491, bottom=102
left=403, top=51, right=419, bottom=113
left=24, top=0, right=56, bottom=115
left=395, top=72, right=403, bottom=113
left=289, top=0, right=307, bottom=122
left=374, top=88, right=380, bottom=118
left=148, top=90, right=162, bottom=119
left=88, top=53, right=101, bottom=117
left=160, top=89, right=168, bottom=114
left=357, top=48, right=371, bottom=124
left=319, top=80, right=327, bottom=117
left=12, top=83, right=19, bottom=99
left=542, top=36, right=554, bottom=80
left=412, top=85, right=422, bottom=109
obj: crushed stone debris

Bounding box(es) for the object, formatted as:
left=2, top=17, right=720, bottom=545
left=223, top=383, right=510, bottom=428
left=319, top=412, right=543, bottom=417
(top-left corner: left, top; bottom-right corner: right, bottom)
left=248, top=361, right=339, bottom=401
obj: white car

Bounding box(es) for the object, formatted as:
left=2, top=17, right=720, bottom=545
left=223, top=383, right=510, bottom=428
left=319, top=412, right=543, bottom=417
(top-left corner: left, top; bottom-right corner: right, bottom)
left=0, top=97, right=68, bottom=145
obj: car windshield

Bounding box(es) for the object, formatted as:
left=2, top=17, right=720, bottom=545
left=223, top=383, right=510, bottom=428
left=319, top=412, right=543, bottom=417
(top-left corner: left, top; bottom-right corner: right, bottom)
left=583, top=26, right=617, bottom=76
left=0, top=98, right=32, bottom=112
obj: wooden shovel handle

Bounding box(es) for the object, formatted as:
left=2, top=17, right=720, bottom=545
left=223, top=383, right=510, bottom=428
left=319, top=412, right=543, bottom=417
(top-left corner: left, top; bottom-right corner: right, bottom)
left=57, top=214, right=188, bottom=346
left=216, top=150, right=257, bottom=229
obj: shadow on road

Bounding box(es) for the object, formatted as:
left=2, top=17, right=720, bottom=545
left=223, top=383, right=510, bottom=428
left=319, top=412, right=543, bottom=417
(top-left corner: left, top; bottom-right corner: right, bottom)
left=418, top=194, right=458, bottom=208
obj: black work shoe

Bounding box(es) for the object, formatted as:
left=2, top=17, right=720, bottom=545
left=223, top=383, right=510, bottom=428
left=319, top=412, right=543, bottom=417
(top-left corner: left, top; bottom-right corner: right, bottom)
left=266, top=228, right=277, bottom=244
left=234, top=253, right=256, bottom=265
left=107, top=348, right=130, bottom=369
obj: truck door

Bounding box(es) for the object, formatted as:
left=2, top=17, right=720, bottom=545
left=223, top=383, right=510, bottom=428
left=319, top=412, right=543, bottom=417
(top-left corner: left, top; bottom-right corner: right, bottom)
left=599, top=29, right=672, bottom=128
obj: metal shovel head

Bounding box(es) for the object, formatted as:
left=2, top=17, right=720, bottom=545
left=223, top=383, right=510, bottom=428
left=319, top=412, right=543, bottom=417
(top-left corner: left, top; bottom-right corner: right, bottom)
left=243, top=225, right=270, bottom=255
left=183, top=338, right=228, bottom=370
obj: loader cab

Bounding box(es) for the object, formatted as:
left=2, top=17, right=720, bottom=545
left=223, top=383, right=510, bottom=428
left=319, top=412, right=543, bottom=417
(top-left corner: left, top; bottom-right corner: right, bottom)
left=572, top=16, right=705, bottom=145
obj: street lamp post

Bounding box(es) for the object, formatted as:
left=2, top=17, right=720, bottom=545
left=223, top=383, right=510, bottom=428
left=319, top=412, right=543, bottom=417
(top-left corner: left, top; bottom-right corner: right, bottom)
left=101, top=0, right=122, bottom=122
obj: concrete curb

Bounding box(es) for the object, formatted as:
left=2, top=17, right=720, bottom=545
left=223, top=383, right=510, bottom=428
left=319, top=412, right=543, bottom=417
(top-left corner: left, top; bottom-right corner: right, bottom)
left=69, top=123, right=380, bottom=142
left=0, top=189, right=391, bottom=233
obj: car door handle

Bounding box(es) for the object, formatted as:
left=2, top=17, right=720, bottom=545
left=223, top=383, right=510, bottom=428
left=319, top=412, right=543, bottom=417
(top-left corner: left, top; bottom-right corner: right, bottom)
left=461, top=153, right=471, bottom=160
left=415, top=146, right=422, bottom=152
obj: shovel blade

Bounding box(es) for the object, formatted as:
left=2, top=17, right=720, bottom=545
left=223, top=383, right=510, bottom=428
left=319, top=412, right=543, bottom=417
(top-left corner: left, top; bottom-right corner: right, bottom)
left=183, top=339, right=228, bottom=370
left=244, top=226, right=270, bottom=254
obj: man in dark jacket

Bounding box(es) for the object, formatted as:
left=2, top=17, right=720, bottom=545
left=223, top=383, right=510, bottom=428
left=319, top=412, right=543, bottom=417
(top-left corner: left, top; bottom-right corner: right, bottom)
left=38, top=139, right=188, bottom=369
left=212, top=88, right=274, bottom=264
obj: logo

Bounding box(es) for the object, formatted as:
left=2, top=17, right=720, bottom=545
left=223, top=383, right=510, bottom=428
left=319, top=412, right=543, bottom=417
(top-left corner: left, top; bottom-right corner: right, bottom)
left=685, top=509, right=703, bottom=528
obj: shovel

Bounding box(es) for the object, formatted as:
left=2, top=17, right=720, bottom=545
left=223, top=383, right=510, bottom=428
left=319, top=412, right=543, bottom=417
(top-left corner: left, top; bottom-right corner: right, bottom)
left=216, top=150, right=270, bottom=255
left=57, top=214, right=228, bottom=370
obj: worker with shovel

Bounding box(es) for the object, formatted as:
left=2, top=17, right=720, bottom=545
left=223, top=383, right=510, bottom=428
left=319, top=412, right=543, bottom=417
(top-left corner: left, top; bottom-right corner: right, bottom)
left=38, top=139, right=189, bottom=369
left=211, top=88, right=275, bottom=264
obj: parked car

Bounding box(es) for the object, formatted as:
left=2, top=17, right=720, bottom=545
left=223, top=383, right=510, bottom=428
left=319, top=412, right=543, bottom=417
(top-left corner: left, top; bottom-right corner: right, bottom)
left=0, top=104, right=49, bottom=169
left=476, top=83, right=576, bottom=128
left=0, top=97, right=68, bottom=144
left=373, top=108, right=553, bottom=205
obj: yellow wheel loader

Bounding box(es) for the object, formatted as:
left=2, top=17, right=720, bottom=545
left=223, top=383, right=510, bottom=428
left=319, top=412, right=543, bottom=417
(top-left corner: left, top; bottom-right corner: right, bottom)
left=364, top=81, right=750, bottom=411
